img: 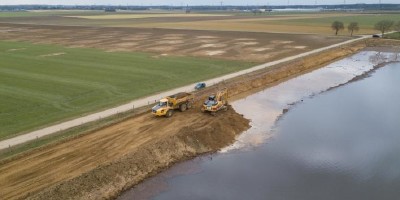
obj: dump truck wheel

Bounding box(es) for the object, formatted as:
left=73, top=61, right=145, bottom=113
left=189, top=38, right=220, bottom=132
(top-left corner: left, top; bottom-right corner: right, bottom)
left=166, top=110, right=173, bottom=118
left=180, top=104, right=187, bottom=112
left=187, top=102, right=192, bottom=109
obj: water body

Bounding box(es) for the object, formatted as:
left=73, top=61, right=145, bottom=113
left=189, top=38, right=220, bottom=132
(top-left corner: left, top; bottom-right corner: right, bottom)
left=119, top=51, right=400, bottom=200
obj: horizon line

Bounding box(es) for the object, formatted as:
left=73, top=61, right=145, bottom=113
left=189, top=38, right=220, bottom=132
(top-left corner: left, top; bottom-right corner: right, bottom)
left=1, top=3, right=399, bottom=7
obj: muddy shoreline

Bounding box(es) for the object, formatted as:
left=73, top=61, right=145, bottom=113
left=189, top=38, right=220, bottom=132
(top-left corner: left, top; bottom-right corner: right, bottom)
left=2, top=39, right=393, bottom=200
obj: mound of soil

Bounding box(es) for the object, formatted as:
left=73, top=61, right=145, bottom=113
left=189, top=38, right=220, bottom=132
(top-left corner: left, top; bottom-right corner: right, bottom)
left=28, top=107, right=249, bottom=200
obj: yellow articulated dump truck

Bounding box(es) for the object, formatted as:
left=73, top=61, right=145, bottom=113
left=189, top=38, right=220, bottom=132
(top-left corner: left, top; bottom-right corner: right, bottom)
left=152, top=92, right=194, bottom=117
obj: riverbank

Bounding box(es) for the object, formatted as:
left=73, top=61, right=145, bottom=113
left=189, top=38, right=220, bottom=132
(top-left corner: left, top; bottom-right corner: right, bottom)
left=0, top=39, right=372, bottom=200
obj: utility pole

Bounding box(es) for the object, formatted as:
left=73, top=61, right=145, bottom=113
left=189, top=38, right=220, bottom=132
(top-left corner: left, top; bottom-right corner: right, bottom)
left=186, top=4, right=190, bottom=13
left=379, top=0, right=382, bottom=10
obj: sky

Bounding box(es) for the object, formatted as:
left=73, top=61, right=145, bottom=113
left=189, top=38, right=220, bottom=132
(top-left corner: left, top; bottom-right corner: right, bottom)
left=0, top=0, right=397, bottom=6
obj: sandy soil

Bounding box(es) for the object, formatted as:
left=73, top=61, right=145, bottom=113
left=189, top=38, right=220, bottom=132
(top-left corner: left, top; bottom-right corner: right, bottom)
left=0, top=23, right=349, bottom=62
left=0, top=39, right=369, bottom=200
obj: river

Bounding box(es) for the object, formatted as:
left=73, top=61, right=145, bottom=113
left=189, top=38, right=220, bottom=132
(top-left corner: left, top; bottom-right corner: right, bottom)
left=118, top=50, right=400, bottom=200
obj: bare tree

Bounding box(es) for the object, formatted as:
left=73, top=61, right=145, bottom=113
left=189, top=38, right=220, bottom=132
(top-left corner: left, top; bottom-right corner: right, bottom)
left=331, top=21, right=344, bottom=35
left=348, top=22, right=359, bottom=36
left=374, top=20, right=394, bottom=36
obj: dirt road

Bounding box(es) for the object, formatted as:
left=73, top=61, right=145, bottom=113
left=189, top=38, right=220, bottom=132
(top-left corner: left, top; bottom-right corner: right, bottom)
left=0, top=35, right=367, bottom=150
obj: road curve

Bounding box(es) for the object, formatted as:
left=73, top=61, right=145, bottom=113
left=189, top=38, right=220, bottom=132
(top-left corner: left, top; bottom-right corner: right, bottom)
left=0, top=35, right=368, bottom=150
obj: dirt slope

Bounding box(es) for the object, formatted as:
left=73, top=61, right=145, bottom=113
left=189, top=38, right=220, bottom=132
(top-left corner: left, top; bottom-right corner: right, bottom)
left=0, top=107, right=249, bottom=200
left=0, top=40, right=368, bottom=200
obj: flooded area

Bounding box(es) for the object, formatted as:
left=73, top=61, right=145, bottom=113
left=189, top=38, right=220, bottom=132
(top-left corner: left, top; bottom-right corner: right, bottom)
left=118, top=50, right=400, bottom=200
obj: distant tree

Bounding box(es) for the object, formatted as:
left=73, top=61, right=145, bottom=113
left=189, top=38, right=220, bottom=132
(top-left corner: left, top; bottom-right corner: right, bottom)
left=374, top=20, right=394, bottom=36
left=331, top=21, right=344, bottom=35
left=347, top=22, right=359, bottom=36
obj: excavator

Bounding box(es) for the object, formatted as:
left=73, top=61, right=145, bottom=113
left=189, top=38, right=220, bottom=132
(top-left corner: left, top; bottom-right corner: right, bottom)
left=201, top=88, right=228, bottom=116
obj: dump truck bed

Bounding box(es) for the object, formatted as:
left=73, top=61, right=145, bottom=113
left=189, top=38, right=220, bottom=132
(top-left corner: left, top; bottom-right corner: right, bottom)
left=168, top=92, right=192, bottom=99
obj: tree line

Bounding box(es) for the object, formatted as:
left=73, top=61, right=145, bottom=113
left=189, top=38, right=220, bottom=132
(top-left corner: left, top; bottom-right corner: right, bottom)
left=331, top=20, right=400, bottom=36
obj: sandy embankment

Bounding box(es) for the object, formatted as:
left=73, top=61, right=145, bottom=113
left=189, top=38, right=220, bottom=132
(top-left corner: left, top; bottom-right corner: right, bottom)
left=1, top=40, right=371, bottom=200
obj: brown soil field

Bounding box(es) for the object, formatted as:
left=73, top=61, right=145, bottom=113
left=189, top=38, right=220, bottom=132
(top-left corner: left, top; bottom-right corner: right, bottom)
left=118, top=13, right=368, bottom=35
left=0, top=39, right=368, bottom=200
left=0, top=23, right=349, bottom=62
left=136, top=21, right=368, bottom=35
left=0, top=13, right=349, bottom=26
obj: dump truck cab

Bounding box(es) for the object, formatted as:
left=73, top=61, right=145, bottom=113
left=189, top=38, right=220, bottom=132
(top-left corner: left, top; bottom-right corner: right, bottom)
left=152, top=98, right=171, bottom=117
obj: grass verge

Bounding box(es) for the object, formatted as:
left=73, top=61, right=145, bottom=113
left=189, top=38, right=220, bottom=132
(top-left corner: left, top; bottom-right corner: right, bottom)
left=0, top=105, right=150, bottom=162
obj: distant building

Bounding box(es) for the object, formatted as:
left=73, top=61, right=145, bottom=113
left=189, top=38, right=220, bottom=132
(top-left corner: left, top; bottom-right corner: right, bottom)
left=105, top=8, right=116, bottom=12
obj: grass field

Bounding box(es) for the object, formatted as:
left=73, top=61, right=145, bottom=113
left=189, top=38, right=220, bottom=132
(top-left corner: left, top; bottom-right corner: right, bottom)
left=136, top=13, right=400, bottom=34
left=0, top=40, right=254, bottom=139
left=274, top=14, right=400, bottom=29
left=0, top=10, right=103, bottom=18
left=0, top=11, right=60, bottom=18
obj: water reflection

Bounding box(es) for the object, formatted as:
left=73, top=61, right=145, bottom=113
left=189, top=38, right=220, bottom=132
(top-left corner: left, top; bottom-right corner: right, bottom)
left=223, top=51, right=399, bottom=152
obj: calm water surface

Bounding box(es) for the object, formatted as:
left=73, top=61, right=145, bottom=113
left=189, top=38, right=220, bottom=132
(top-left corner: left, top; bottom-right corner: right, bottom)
left=119, top=56, right=400, bottom=200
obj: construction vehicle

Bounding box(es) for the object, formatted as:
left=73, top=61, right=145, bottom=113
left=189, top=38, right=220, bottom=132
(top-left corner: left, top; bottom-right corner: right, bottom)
left=201, top=88, right=228, bottom=116
left=152, top=92, right=194, bottom=117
